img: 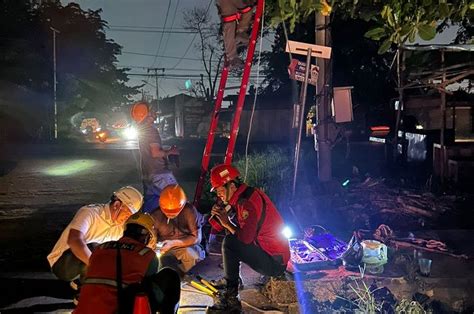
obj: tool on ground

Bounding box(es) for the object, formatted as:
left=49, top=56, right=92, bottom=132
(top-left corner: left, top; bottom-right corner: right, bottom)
left=196, top=275, right=219, bottom=294
left=193, top=0, right=265, bottom=206
left=190, top=280, right=216, bottom=297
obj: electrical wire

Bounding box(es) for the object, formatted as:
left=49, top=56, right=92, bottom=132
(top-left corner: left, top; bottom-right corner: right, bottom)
left=109, top=25, right=189, bottom=30
left=160, top=0, right=181, bottom=64
left=122, top=51, right=215, bottom=62
left=151, top=0, right=172, bottom=67
left=119, top=65, right=210, bottom=72
left=108, top=28, right=196, bottom=34
left=243, top=5, right=265, bottom=182
left=169, top=0, right=213, bottom=70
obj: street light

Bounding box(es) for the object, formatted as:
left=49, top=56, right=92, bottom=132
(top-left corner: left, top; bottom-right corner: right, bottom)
left=50, top=26, right=60, bottom=140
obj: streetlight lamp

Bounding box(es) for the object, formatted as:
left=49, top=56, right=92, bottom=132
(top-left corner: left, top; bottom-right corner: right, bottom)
left=50, top=26, right=60, bottom=140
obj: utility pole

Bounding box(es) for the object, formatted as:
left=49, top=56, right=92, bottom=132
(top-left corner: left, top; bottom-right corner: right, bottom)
left=147, top=68, right=165, bottom=112
left=315, top=13, right=332, bottom=182
left=50, top=26, right=60, bottom=140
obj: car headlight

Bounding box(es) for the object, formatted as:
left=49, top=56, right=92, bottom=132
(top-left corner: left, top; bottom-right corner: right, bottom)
left=123, top=126, right=138, bottom=140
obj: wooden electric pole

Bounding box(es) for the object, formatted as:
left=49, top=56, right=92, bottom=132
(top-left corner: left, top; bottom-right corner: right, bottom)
left=315, top=13, right=332, bottom=182
left=147, top=67, right=165, bottom=112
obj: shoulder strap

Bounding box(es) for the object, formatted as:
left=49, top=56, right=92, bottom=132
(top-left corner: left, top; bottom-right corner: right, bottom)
left=116, top=244, right=123, bottom=312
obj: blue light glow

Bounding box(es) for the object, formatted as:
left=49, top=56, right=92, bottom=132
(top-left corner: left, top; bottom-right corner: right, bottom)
left=282, top=226, right=293, bottom=239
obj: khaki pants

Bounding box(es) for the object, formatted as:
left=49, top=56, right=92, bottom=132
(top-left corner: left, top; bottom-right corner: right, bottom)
left=216, top=0, right=254, bottom=61
left=159, top=245, right=204, bottom=275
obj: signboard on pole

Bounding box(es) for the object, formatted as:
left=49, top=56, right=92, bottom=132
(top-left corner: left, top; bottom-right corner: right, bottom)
left=288, top=59, right=319, bottom=86
left=285, top=40, right=332, bottom=59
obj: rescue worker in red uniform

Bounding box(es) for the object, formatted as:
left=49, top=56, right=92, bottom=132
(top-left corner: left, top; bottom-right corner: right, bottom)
left=206, top=164, right=290, bottom=314
left=74, top=212, right=181, bottom=314
left=216, top=0, right=256, bottom=69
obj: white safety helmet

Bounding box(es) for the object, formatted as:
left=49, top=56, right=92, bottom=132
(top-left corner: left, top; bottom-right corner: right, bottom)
left=114, top=186, right=143, bottom=213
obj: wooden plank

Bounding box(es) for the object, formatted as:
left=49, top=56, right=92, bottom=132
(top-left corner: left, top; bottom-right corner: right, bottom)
left=285, top=40, right=332, bottom=59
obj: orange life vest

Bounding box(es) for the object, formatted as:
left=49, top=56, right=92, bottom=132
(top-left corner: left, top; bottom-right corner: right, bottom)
left=74, top=237, right=156, bottom=314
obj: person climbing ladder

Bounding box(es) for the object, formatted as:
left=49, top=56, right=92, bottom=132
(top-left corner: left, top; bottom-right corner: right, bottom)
left=216, top=0, right=256, bottom=70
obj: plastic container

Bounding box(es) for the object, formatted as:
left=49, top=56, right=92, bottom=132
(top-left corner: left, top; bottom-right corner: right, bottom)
left=418, top=258, right=432, bottom=276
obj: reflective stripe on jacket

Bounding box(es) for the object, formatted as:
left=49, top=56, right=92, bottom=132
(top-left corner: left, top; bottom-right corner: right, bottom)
left=74, top=237, right=155, bottom=314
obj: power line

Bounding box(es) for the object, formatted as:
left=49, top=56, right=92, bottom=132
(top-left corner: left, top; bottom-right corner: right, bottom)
left=120, top=65, right=265, bottom=75
left=169, top=0, right=213, bottom=70
left=121, top=51, right=205, bottom=61
left=160, top=0, right=181, bottom=61
left=119, top=65, right=212, bottom=72
left=126, top=73, right=263, bottom=79
left=108, top=25, right=189, bottom=30
left=108, top=28, right=196, bottom=34
left=151, top=0, right=172, bottom=68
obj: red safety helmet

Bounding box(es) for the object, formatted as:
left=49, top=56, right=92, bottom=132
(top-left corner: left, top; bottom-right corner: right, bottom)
left=210, top=164, right=240, bottom=192
left=130, top=102, right=149, bottom=124
left=159, top=185, right=187, bottom=219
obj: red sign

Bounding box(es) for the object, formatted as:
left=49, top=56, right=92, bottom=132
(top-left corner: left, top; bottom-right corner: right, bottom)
left=288, top=59, right=319, bottom=86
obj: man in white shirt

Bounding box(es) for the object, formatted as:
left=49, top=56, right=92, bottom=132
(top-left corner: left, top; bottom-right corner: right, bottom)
left=47, top=186, right=143, bottom=286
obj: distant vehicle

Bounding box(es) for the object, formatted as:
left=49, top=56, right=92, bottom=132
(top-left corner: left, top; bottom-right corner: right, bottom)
left=80, top=118, right=101, bottom=135
left=95, top=130, right=109, bottom=142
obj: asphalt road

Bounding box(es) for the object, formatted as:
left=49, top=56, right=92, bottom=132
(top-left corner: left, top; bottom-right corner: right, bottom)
left=0, top=137, right=279, bottom=312
left=0, top=139, right=207, bottom=269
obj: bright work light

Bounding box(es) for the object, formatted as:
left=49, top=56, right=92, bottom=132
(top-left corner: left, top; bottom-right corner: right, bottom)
left=282, top=226, right=293, bottom=239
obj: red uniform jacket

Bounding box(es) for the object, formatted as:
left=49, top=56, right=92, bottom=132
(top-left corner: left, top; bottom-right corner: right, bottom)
left=228, top=184, right=290, bottom=265
left=74, top=237, right=156, bottom=314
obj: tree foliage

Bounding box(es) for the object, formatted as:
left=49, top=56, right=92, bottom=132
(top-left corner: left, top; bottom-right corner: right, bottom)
left=266, top=0, right=473, bottom=53
left=0, top=0, right=138, bottom=125
left=261, top=16, right=397, bottom=114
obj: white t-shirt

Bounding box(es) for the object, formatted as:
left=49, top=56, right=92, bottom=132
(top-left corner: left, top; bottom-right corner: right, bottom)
left=47, top=203, right=125, bottom=267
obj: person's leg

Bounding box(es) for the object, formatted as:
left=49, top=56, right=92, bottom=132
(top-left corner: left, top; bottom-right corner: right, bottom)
left=51, top=249, right=86, bottom=282
left=141, top=179, right=157, bottom=213
left=152, top=173, right=178, bottom=194
left=168, top=246, right=204, bottom=274
left=223, top=235, right=286, bottom=284
left=142, top=173, right=177, bottom=213
left=158, top=252, right=181, bottom=275
left=216, top=0, right=239, bottom=63
left=235, top=4, right=253, bottom=49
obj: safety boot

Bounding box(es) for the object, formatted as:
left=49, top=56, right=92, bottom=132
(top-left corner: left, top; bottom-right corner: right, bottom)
left=206, top=285, right=241, bottom=314
left=210, top=276, right=244, bottom=290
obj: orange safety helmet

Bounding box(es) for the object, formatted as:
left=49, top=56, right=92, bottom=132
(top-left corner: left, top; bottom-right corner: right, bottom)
left=159, top=185, right=187, bottom=219
left=130, top=101, right=149, bottom=124
left=210, top=164, right=240, bottom=192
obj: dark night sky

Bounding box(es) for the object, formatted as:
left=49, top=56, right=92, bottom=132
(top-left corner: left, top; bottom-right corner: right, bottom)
left=63, top=0, right=272, bottom=100
left=63, top=1, right=459, bottom=99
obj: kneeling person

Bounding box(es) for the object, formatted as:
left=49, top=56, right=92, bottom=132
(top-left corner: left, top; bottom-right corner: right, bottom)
left=75, top=212, right=181, bottom=314
left=152, top=185, right=204, bottom=276
left=47, top=186, right=143, bottom=288
left=207, top=164, right=290, bottom=313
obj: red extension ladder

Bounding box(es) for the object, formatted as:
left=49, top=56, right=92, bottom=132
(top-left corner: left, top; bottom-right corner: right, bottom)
left=193, top=0, right=265, bottom=206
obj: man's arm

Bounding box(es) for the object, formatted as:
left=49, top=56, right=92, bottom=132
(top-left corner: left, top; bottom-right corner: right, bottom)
left=211, top=204, right=239, bottom=235
left=67, top=229, right=92, bottom=265
left=160, top=206, right=200, bottom=253
left=150, top=143, right=179, bottom=159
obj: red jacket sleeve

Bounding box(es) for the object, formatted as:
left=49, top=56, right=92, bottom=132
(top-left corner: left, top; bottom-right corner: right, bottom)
left=235, top=199, right=259, bottom=244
